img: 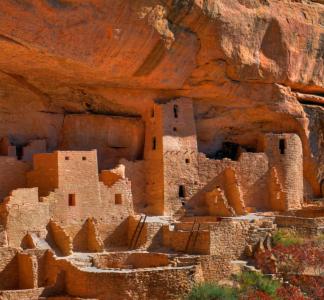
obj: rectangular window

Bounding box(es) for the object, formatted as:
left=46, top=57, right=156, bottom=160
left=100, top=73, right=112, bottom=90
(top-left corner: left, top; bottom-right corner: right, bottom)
left=279, top=139, right=286, bottom=155
left=16, top=146, right=24, bottom=160
left=173, top=104, right=179, bottom=118
left=68, top=194, right=76, bottom=206
left=179, top=185, right=186, bottom=198
left=152, top=137, right=157, bottom=150
left=115, top=194, right=122, bottom=204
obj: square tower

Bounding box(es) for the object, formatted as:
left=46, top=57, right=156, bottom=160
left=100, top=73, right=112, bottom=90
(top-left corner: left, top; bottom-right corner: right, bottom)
left=144, top=98, right=199, bottom=215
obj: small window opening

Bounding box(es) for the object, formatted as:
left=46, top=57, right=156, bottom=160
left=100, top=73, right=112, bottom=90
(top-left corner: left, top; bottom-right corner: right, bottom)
left=65, top=156, right=69, bottom=160
left=16, top=146, right=23, bottom=160
left=115, top=194, right=122, bottom=205
left=68, top=194, right=76, bottom=206
left=279, top=139, right=286, bottom=155
left=152, top=137, right=157, bottom=150
left=151, top=108, right=155, bottom=118
left=82, top=156, right=87, bottom=161
left=185, top=158, right=190, bottom=164
left=173, top=127, right=177, bottom=132
left=173, top=104, right=178, bottom=118
left=179, top=185, right=186, bottom=198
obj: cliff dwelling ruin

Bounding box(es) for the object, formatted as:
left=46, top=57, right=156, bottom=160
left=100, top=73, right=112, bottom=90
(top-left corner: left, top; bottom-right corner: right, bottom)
left=0, top=0, right=323, bottom=299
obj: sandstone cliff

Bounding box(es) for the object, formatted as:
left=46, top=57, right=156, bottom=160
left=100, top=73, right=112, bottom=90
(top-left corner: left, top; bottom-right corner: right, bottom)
left=0, top=0, right=322, bottom=193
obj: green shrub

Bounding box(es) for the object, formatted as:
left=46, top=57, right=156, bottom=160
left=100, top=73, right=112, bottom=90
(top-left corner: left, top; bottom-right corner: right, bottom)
left=272, top=229, right=304, bottom=247
left=186, top=282, right=238, bottom=300
left=237, top=271, right=281, bottom=298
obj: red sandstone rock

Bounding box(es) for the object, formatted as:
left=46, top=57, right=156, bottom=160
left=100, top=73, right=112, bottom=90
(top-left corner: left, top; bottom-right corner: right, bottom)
left=0, top=1, right=322, bottom=300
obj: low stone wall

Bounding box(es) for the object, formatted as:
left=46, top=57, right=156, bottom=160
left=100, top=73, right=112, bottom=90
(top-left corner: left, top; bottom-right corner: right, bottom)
left=196, top=255, right=233, bottom=282
left=0, top=287, right=45, bottom=300
left=163, top=226, right=211, bottom=254
left=275, top=215, right=324, bottom=235
left=209, top=219, right=275, bottom=259
left=48, top=257, right=196, bottom=300
left=93, top=252, right=169, bottom=269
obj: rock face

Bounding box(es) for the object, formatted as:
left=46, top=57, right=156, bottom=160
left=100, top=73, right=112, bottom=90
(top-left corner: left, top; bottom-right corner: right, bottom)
left=0, top=1, right=323, bottom=300
left=0, top=0, right=322, bottom=194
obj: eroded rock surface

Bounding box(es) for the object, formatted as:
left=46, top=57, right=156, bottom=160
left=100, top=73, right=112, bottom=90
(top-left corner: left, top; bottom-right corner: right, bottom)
left=0, top=1, right=323, bottom=300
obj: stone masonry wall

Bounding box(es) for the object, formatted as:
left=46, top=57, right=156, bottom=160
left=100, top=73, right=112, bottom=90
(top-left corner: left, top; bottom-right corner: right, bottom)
left=46, top=256, right=196, bottom=300
left=144, top=102, right=165, bottom=215
left=0, top=188, right=49, bottom=248
left=0, top=247, right=18, bottom=290
left=261, top=133, right=303, bottom=210
left=197, top=152, right=270, bottom=210
left=27, top=153, right=59, bottom=197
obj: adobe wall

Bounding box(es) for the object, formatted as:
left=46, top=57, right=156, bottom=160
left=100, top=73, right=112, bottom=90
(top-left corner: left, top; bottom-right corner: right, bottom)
left=127, top=216, right=167, bottom=250
left=57, top=151, right=100, bottom=214
left=160, top=98, right=198, bottom=152
left=120, top=159, right=145, bottom=212
left=260, top=133, right=303, bottom=210
left=0, top=288, right=46, bottom=300
left=0, top=247, right=19, bottom=290
left=27, top=153, right=59, bottom=197
left=44, top=182, right=132, bottom=251
left=0, top=157, right=30, bottom=201
left=209, top=219, right=275, bottom=259
left=196, top=152, right=270, bottom=210
left=46, top=257, right=196, bottom=300
left=41, top=151, right=101, bottom=225
left=162, top=99, right=199, bottom=215
left=144, top=102, right=165, bottom=215
left=27, top=150, right=134, bottom=251
left=59, top=114, right=144, bottom=170
left=196, top=255, right=233, bottom=283
left=0, top=188, right=49, bottom=248
left=164, top=151, right=200, bottom=215
left=98, top=179, right=134, bottom=248
left=275, top=215, right=324, bottom=235
left=144, top=98, right=199, bottom=215
left=93, top=252, right=169, bottom=269
left=162, top=225, right=210, bottom=255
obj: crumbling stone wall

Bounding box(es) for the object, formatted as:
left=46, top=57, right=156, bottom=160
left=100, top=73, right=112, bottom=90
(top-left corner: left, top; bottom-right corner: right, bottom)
left=260, top=133, right=303, bottom=210
left=121, top=159, right=145, bottom=212
left=0, top=247, right=18, bottom=290
left=196, top=152, right=270, bottom=211
left=45, top=255, right=196, bottom=300
left=0, top=188, right=49, bottom=248
left=209, top=219, right=275, bottom=259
